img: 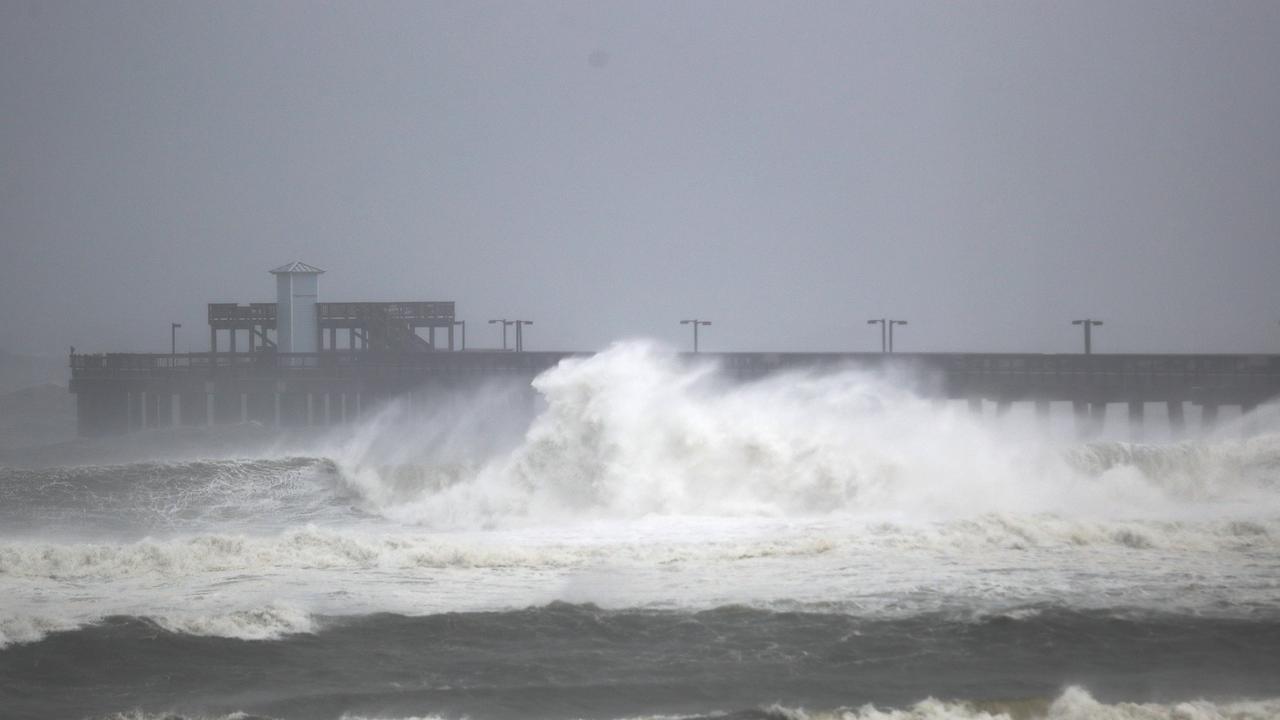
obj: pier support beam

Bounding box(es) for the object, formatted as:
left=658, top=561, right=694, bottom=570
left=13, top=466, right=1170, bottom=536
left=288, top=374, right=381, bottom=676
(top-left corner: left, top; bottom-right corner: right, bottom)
left=996, top=400, right=1012, bottom=418
left=1127, top=401, right=1144, bottom=442
left=968, top=398, right=983, bottom=415
left=1073, top=401, right=1090, bottom=438
left=1167, top=400, right=1185, bottom=439
left=1242, top=400, right=1259, bottom=437
left=1035, top=400, right=1051, bottom=433
left=1090, top=402, right=1107, bottom=435
left=1201, top=403, right=1219, bottom=432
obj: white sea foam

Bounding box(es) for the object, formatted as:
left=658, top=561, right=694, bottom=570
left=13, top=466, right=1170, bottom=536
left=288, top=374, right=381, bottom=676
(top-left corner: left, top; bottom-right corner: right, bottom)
left=2, top=508, right=1278, bottom=648
left=705, top=687, right=1280, bottom=720
left=149, top=601, right=316, bottom=640
left=0, top=602, right=316, bottom=648
left=1, top=511, right=1276, bottom=583
left=0, top=612, right=78, bottom=648
left=4, top=343, right=1279, bottom=649
left=327, top=342, right=1280, bottom=529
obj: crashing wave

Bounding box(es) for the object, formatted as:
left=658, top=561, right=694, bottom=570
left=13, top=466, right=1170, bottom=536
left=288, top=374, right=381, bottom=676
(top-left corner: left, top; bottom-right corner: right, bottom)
left=322, top=342, right=1280, bottom=528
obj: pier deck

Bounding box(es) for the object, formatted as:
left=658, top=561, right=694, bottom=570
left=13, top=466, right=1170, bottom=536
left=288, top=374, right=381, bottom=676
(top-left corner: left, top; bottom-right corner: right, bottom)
left=68, top=350, right=1280, bottom=437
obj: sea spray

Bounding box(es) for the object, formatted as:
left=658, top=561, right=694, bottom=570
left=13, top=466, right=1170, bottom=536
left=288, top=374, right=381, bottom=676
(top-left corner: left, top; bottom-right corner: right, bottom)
left=4, top=343, right=1280, bottom=719
left=328, top=342, right=1280, bottom=528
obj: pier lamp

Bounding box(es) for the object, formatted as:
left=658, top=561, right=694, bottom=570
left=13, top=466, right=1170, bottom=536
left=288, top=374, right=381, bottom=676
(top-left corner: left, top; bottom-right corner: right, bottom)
left=680, top=319, right=711, bottom=353
left=513, top=320, right=534, bottom=352
left=867, top=319, right=886, bottom=352
left=171, top=323, right=182, bottom=358
left=1071, top=319, right=1103, bottom=354
left=488, top=319, right=513, bottom=350
left=889, top=320, right=908, bottom=353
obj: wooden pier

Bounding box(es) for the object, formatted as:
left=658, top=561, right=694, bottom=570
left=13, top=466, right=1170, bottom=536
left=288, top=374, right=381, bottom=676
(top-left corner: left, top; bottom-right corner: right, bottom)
left=69, top=349, right=1280, bottom=438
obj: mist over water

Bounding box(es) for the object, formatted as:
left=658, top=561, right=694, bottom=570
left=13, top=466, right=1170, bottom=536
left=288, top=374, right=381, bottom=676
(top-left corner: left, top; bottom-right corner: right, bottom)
left=332, top=342, right=1279, bottom=527
left=3, top=342, right=1280, bottom=719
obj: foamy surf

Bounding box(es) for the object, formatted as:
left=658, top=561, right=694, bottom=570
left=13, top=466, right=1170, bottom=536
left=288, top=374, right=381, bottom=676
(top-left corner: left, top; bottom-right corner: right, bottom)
left=4, top=343, right=1279, bottom=718
left=81, top=686, right=1280, bottom=720
left=149, top=601, right=317, bottom=640
left=3, top=511, right=1279, bottom=648
left=751, top=686, right=1280, bottom=720
left=1, top=515, right=1277, bottom=582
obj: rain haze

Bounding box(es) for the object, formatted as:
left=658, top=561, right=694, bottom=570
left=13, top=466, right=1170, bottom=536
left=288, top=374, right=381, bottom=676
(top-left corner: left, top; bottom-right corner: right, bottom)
left=4, top=4, right=1280, bottom=720
left=3, top=1, right=1279, bottom=358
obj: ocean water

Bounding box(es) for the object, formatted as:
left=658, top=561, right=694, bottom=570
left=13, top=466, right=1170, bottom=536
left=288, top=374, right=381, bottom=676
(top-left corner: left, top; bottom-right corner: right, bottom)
left=2, top=342, right=1279, bottom=720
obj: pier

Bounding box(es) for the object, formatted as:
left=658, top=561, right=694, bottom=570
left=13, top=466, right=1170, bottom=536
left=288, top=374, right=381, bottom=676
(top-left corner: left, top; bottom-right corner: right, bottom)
left=69, top=349, right=1280, bottom=438
left=66, top=262, right=1280, bottom=438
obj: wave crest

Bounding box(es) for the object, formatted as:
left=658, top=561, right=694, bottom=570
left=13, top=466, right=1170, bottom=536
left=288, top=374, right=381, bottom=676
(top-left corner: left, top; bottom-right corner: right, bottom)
left=747, top=686, right=1280, bottom=720
left=328, top=343, right=1280, bottom=528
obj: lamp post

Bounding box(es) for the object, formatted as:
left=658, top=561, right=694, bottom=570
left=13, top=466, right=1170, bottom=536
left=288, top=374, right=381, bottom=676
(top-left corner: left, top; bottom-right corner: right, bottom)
left=488, top=319, right=513, bottom=350
left=513, top=320, right=533, bottom=352
left=1071, top=319, right=1103, bottom=354
left=867, top=319, right=886, bottom=352
left=680, top=319, right=711, bottom=352
left=453, top=320, right=466, bottom=351
left=889, top=319, right=908, bottom=353
left=171, top=322, right=182, bottom=357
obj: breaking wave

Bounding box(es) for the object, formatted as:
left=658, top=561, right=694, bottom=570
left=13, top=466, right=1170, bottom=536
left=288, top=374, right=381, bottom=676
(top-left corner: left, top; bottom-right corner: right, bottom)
left=7, top=344, right=1274, bottom=534
left=328, top=342, right=1280, bottom=528
left=0, top=457, right=355, bottom=538
left=148, top=601, right=316, bottom=640
left=2, top=513, right=1276, bottom=583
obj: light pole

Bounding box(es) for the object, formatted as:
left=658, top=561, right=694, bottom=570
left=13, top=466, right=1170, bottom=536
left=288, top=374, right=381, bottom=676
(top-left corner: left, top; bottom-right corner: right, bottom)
left=680, top=319, right=711, bottom=352
left=453, top=320, right=466, bottom=351
left=488, top=319, right=513, bottom=350
left=1071, top=319, right=1103, bottom=354
left=867, top=319, right=886, bottom=352
left=513, top=320, right=533, bottom=352
left=171, top=322, right=182, bottom=357
left=889, top=319, right=908, bottom=353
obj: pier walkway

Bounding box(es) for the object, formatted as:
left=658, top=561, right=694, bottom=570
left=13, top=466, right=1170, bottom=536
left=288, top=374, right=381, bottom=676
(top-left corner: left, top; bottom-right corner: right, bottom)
left=69, top=350, right=1280, bottom=438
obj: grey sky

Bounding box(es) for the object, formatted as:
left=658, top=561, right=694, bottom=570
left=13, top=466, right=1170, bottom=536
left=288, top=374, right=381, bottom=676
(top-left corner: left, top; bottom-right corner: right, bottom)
left=2, top=1, right=1278, bottom=357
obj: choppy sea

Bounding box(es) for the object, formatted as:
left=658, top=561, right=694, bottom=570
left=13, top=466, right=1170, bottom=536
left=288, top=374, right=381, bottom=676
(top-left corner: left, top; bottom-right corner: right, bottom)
left=3, top=343, right=1279, bottom=719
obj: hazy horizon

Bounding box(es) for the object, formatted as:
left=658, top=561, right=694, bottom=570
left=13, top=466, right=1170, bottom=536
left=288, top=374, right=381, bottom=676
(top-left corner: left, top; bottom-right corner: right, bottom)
left=3, top=1, right=1279, bottom=357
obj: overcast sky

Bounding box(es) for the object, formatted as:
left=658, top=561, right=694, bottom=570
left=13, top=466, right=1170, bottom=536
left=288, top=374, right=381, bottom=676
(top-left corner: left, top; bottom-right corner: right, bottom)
left=2, top=1, right=1278, bottom=357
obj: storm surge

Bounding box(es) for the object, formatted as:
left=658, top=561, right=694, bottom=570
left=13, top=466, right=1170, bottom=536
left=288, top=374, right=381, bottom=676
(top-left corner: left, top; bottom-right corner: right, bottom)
left=2, top=342, right=1279, bottom=719
left=332, top=341, right=1279, bottom=526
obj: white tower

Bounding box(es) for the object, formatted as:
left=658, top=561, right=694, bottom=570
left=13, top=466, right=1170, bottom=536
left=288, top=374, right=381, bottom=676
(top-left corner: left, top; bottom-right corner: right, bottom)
left=270, top=261, right=324, bottom=353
